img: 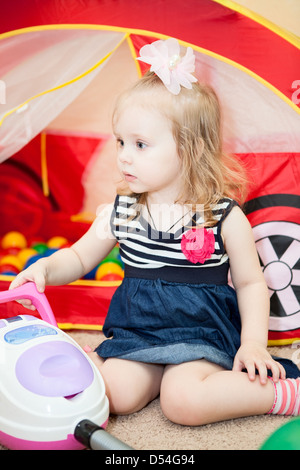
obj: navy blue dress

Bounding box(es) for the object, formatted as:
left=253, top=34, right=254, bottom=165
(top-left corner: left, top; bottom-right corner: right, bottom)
left=95, top=195, right=299, bottom=378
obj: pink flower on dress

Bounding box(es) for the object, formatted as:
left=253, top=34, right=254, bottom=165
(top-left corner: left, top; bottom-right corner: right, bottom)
left=137, top=38, right=198, bottom=95
left=181, top=228, right=215, bottom=264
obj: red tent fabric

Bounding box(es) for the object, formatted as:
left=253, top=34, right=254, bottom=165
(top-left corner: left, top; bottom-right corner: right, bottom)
left=0, top=0, right=298, bottom=107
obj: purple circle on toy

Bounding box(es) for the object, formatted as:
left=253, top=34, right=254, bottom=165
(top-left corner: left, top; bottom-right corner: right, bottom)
left=16, top=341, right=94, bottom=397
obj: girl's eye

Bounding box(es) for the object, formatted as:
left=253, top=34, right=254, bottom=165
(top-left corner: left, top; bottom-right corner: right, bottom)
left=116, top=138, right=124, bottom=148
left=136, top=141, right=147, bottom=150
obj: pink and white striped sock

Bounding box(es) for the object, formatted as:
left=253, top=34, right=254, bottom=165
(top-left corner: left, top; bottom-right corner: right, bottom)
left=268, top=378, right=300, bottom=416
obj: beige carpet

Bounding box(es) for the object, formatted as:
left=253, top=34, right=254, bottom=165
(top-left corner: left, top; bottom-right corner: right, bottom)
left=1, top=330, right=298, bottom=451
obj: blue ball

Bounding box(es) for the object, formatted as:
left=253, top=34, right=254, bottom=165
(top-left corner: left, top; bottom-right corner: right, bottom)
left=83, top=264, right=99, bottom=280
left=43, top=248, right=58, bottom=257
left=24, top=254, right=43, bottom=269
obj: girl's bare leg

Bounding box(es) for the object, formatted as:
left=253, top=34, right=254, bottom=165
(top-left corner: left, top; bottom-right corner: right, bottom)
left=88, top=352, right=164, bottom=415
left=160, top=360, right=274, bottom=426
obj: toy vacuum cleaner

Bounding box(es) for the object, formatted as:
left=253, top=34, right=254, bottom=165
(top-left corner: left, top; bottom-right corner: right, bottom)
left=0, top=282, right=132, bottom=450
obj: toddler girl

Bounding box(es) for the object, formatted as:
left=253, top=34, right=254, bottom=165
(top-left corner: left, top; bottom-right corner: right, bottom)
left=10, top=39, right=299, bottom=426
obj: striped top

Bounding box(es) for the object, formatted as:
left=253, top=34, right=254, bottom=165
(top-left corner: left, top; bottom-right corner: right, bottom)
left=110, top=195, right=237, bottom=283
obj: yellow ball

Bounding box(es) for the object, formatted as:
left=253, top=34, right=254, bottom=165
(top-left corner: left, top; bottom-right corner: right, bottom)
left=95, top=262, right=124, bottom=281
left=0, top=254, right=23, bottom=271
left=18, top=248, right=38, bottom=268
left=47, top=236, right=68, bottom=248
left=1, top=231, right=27, bottom=249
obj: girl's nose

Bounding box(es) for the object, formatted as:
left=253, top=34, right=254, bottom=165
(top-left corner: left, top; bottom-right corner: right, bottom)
left=118, top=146, right=132, bottom=164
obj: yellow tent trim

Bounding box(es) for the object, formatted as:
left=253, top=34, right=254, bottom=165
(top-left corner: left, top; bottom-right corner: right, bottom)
left=126, top=34, right=142, bottom=78
left=0, top=23, right=298, bottom=131
left=40, top=132, right=49, bottom=197
left=0, top=274, right=122, bottom=288
left=57, top=322, right=103, bottom=331
left=268, top=338, right=300, bottom=347
left=69, top=278, right=122, bottom=288
left=0, top=23, right=168, bottom=41
left=211, top=0, right=300, bottom=49
left=178, top=40, right=300, bottom=116
left=0, top=30, right=129, bottom=127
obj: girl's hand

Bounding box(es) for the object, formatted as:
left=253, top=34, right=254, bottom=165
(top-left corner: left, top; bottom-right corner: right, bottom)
left=233, top=341, right=286, bottom=385
left=9, top=260, right=47, bottom=310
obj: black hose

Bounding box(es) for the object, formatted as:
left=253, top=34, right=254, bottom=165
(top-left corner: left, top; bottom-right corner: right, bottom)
left=74, top=419, right=134, bottom=450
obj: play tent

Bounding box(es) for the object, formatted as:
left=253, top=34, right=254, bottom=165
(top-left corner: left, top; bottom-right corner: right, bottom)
left=0, top=0, right=299, bottom=343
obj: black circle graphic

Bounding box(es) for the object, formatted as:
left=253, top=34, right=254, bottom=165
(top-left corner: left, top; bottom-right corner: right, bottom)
left=244, top=194, right=300, bottom=322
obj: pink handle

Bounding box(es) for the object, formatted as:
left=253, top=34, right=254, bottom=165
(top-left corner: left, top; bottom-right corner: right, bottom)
left=0, top=282, right=57, bottom=326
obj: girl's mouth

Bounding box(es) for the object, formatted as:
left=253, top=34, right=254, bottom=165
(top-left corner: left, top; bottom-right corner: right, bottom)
left=124, top=172, right=137, bottom=182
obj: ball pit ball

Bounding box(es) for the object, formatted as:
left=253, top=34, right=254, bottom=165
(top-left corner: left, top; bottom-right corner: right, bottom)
left=0, top=254, right=23, bottom=272
left=31, top=242, right=48, bottom=254
left=18, top=248, right=38, bottom=268
left=3, top=247, right=21, bottom=256
left=83, top=265, right=99, bottom=280
left=95, top=262, right=124, bottom=281
left=100, top=273, right=124, bottom=281
left=43, top=248, right=58, bottom=257
left=26, top=237, right=45, bottom=247
left=0, top=232, right=124, bottom=282
left=102, top=246, right=124, bottom=268
left=260, top=418, right=300, bottom=450
left=0, top=264, right=19, bottom=275
left=23, top=254, right=43, bottom=270
left=47, top=236, right=68, bottom=249
left=1, top=231, right=27, bottom=250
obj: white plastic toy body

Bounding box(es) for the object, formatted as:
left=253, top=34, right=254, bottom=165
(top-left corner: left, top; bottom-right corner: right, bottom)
left=0, top=282, right=109, bottom=450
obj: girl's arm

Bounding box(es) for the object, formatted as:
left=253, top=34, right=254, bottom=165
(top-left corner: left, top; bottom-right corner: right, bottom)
left=9, top=203, right=117, bottom=306
left=222, top=206, right=285, bottom=383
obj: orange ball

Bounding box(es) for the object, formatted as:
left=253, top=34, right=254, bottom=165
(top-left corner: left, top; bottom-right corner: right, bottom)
left=18, top=248, right=38, bottom=268
left=95, top=262, right=124, bottom=281
left=0, top=254, right=22, bottom=272
left=47, top=236, right=69, bottom=249
left=1, top=231, right=27, bottom=250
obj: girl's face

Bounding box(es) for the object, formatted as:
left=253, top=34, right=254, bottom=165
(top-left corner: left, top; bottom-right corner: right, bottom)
left=113, top=102, right=182, bottom=204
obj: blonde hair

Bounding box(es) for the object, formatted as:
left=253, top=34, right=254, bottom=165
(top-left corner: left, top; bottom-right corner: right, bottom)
left=113, top=71, right=248, bottom=227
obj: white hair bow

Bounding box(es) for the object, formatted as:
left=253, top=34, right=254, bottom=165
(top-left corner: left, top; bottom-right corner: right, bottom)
left=137, top=38, right=198, bottom=95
